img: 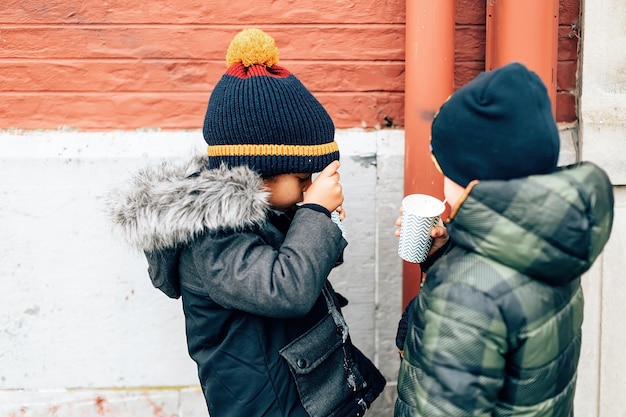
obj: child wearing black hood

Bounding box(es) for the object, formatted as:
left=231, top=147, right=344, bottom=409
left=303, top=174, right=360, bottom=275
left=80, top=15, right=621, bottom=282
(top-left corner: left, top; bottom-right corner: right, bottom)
left=107, top=28, right=385, bottom=417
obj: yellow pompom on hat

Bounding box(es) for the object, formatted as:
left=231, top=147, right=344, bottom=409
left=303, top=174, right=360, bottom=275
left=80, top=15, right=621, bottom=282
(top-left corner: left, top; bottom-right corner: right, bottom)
left=225, top=28, right=279, bottom=68
left=203, top=28, right=338, bottom=177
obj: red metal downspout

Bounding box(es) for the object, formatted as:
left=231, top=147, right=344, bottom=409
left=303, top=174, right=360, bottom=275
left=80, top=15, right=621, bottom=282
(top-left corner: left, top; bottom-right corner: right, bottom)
left=402, top=0, right=455, bottom=308
left=402, top=1, right=558, bottom=308
left=486, top=0, right=559, bottom=116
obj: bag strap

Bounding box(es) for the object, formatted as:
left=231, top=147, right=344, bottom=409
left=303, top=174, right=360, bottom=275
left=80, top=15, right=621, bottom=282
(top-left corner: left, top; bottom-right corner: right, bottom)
left=322, top=284, right=350, bottom=343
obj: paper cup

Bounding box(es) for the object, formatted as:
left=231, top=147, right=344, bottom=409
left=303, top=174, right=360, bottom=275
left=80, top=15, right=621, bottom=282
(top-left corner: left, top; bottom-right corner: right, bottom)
left=397, top=194, right=445, bottom=263
left=331, top=210, right=347, bottom=239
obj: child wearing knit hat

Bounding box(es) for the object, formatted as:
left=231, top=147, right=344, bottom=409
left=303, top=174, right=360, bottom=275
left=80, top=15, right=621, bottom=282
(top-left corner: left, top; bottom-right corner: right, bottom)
left=395, top=63, right=614, bottom=417
left=107, top=29, right=384, bottom=417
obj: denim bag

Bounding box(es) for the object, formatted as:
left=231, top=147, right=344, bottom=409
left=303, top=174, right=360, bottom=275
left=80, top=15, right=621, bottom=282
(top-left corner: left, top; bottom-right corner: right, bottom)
left=279, top=285, right=385, bottom=417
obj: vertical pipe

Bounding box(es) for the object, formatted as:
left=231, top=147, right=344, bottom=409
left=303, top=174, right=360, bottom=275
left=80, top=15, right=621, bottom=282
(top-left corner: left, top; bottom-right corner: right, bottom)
left=403, top=0, right=455, bottom=308
left=486, top=0, right=559, bottom=116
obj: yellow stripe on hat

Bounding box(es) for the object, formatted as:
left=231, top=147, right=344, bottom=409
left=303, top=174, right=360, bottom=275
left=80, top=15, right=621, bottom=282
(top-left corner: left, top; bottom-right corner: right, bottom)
left=431, top=152, right=444, bottom=175
left=207, top=142, right=339, bottom=157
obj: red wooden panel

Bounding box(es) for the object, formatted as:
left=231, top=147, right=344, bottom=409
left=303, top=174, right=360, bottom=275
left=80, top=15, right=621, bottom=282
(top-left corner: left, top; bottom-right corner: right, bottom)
left=455, top=26, right=486, bottom=62
left=0, top=26, right=405, bottom=61
left=456, top=0, right=486, bottom=25
left=556, top=91, right=577, bottom=123
left=559, top=0, right=581, bottom=24
left=0, top=92, right=404, bottom=130
left=2, top=0, right=406, bottom=24
left=294, top=62, right=405, bottom=93
left=454, top=61, right=484, bottom=89
left=0, top=60, right=218, bottom=92
left=0, top=0, right=581, bottom=129
left=558, top=26, right=579, bottom=61
left=557, top=60, right=578, bottom=92
left=0, top=61, right=405, bottom=93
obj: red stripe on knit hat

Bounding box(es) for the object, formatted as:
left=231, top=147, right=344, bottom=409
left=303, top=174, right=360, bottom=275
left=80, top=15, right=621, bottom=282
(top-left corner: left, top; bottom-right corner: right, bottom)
left=225, top=63, right=291, bottom=79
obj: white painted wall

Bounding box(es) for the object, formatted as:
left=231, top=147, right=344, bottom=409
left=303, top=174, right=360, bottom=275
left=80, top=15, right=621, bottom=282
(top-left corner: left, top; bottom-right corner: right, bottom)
left=0, top=129, right=405, bottom=416
left=0, top=132, right=208, bottom=415
left=575, top=0, right=626, bottom=415
left=0, top=124, right=608, bottom=417
left=579, top=0, right=626, bottom=185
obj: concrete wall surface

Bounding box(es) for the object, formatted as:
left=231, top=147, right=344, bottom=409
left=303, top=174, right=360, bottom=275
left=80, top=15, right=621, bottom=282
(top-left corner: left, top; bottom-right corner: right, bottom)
left=574, top=188, right=626, bottom=417
left=1, top=126, right=622, bottom=417
left=575, top=1, right=626, bottom=412
left=580, top=0, right=626, bottom=185
left=0, top=129, right=405, bottom=417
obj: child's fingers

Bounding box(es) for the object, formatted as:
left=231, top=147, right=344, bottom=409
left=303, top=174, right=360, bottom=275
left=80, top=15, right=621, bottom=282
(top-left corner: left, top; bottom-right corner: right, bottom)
left=394, top=212, right=402, bottom=237
left=430, top=224, right=447, bottom=238
left=337, top=206, right=347, bottom=221
left=317, top=160, right=340, bottom=179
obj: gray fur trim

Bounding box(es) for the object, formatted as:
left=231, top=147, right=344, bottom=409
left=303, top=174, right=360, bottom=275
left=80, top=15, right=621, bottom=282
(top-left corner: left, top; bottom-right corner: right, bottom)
left=105, top=154, right=269, bottom=252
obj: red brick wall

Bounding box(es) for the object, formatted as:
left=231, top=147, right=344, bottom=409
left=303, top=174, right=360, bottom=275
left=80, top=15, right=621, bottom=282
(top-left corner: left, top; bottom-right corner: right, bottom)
left=0, top=0, right=578, bottom=130
left=0, top=0, right=405, bottom=130
left=556, top=0, right=581, bottom=123
left=455, top=0, right=580, bottom=123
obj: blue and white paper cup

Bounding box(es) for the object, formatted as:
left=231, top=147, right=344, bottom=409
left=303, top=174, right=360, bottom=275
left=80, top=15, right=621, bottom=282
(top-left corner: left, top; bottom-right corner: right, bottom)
left=331, top=210, right=347, bottom=239
left=398, top=194, right=446, bottom=263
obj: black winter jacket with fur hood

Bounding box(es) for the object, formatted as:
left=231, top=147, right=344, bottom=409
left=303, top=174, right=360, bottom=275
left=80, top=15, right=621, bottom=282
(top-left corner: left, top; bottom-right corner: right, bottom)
left=107, top=155, right=385, bottom=417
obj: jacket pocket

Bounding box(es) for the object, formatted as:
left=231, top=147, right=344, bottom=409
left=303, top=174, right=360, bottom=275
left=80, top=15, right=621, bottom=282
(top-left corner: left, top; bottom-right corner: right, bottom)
left=279, top=312, right=368, bottom=417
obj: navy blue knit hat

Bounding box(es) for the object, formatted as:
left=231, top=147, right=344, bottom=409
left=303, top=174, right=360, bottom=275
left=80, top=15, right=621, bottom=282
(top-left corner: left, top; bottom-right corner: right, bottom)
left=430, top=62, right=560, bottom=187
left=203, top=28, right=338, bottom=177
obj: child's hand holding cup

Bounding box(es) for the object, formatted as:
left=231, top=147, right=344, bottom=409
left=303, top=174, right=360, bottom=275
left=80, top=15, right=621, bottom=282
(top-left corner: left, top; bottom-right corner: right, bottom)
left=397, top=194, right=446, bottom=263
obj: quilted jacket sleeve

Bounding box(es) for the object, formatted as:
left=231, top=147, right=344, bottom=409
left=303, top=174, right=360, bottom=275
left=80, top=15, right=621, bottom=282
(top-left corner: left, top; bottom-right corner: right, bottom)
left=187, top=207, right=347, bottom=318
left=396, top=281, right=509, bottom=417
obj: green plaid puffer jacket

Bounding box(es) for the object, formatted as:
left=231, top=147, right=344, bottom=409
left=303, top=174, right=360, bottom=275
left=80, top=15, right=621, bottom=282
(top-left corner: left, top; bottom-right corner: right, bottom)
left=396, top=162, right=614, bottom=417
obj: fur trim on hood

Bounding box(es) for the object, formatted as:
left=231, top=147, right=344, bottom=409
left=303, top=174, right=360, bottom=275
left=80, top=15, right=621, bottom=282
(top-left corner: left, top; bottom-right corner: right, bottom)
left=106, top=154, right=270, bottom=252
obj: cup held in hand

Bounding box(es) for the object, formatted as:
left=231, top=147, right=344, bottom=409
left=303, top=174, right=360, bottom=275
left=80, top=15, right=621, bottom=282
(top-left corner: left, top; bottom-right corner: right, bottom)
left=398, top=194, right=446, bottom=263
